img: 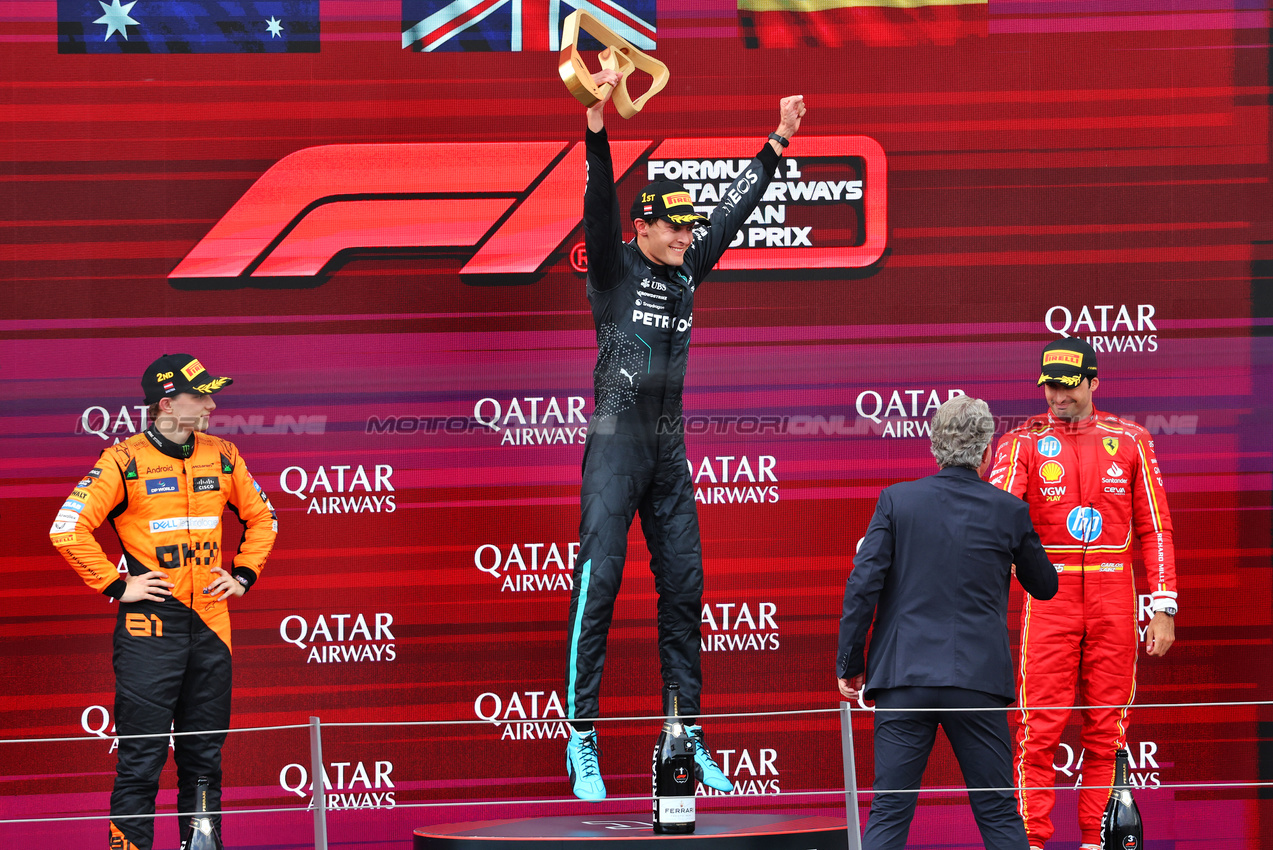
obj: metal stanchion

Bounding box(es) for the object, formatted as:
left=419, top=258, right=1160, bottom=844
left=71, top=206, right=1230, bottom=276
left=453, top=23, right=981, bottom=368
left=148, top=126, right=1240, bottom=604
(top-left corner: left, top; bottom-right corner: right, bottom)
left=840, top=702, right=863, bottom=850
left=309, top=716, right=328, bottom=850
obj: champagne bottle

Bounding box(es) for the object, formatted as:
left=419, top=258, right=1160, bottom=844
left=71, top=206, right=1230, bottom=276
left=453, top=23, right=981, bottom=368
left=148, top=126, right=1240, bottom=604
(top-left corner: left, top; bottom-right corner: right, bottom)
left=651, top=683, right=696, bottom=835
left=1099, top=749, right=1143, bottom=850
left=183, top=776, right=224, bottom=850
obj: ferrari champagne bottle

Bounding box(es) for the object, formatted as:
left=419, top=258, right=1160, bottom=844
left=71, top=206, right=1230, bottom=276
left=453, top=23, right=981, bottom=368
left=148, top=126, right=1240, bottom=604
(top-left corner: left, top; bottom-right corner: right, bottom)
left=652, top=683, right=696, bottom=834
left=183, top=776, right=224, bottom=850
left=1099, top=749, right=1143, bottom=850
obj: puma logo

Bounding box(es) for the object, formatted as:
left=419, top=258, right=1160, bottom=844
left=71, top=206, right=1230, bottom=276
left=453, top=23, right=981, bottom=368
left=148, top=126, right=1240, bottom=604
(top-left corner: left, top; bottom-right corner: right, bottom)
left=619, top=368, right=636, bottom=385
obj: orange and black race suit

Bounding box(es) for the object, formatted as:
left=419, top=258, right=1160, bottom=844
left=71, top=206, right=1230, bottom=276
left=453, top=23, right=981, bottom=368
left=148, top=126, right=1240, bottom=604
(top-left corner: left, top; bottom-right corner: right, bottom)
left=51, top=426, right=276, bottom=850
left=990, top=409, right=1175, bottom=847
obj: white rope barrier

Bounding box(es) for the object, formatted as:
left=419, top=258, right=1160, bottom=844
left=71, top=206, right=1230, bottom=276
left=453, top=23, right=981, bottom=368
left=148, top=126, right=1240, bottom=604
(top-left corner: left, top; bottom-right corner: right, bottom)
left=3, top=780, right=1272, bottom=827
left=1, top=698, right=1268, bottom=834
left=4, top=698, right=1266, bottom=745
left=0, top=807, right=310, bottom=826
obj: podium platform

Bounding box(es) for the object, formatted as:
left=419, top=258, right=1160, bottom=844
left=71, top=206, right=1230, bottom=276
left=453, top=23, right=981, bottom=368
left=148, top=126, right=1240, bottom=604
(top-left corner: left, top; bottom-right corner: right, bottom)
left=415, top=813, right=848, bottom=849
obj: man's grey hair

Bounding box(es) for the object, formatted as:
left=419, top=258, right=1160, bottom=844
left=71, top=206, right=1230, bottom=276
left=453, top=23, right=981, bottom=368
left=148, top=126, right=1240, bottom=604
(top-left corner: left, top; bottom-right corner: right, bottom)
left=930, top=395, right=995, bottom=470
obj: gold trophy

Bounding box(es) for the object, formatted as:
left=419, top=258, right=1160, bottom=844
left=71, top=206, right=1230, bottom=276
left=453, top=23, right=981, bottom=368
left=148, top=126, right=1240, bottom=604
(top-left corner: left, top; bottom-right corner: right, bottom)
left=558, top=10, right=669, bottom=119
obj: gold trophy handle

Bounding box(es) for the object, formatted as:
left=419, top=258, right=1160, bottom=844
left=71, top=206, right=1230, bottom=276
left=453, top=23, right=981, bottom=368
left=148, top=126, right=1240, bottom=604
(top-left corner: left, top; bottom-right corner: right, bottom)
left=558, top=10, right=668, bottom=119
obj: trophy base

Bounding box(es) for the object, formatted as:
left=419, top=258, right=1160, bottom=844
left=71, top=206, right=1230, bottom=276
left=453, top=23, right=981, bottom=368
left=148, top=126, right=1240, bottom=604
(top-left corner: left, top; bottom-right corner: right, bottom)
left=414, top=813, right=846, bottom=849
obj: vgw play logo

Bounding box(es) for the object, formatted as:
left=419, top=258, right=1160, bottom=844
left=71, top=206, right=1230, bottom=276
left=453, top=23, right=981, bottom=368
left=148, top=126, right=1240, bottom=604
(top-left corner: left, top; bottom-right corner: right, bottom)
left=169, top=138, right=886, bottom=285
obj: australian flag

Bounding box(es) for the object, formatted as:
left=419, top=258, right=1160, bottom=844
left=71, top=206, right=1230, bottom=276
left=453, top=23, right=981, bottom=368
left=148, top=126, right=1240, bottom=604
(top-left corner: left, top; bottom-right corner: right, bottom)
left=58, top=1, right=320, bottom=53
left=402, top=0, right=655, bottom=53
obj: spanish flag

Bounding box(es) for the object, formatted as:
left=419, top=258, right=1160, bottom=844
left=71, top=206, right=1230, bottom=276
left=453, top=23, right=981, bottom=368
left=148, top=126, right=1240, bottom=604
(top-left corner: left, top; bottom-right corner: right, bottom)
left=739, top=0, right=986, bottom=48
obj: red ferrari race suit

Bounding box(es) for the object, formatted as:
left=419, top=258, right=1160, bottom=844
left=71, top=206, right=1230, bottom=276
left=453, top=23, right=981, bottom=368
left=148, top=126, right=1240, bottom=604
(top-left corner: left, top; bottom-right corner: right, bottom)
left=990, top=409, right=1175, bottom=847
left=51, top=426, right=276, bottom=850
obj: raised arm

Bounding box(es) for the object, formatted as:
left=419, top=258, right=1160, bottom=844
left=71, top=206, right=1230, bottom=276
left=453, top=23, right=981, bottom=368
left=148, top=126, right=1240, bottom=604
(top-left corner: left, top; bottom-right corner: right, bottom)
left=583, top=68, right=627, bottom=291
left=686, top=95, right=809, bottom=280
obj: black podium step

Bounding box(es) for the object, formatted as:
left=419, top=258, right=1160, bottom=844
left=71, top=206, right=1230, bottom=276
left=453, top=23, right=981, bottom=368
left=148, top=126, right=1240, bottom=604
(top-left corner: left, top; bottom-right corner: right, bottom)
left=415, top=813, right=848, bottom=849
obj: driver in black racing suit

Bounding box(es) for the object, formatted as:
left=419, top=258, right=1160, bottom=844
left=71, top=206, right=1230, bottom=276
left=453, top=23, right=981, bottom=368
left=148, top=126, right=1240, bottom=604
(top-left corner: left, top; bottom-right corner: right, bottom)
left=564, top=68, right=806, bottom=801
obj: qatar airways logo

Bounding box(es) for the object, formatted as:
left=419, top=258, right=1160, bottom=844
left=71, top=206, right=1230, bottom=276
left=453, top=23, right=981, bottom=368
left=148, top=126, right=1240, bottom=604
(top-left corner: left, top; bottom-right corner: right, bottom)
left=856, top=389, right=967, bottom=439
left=691, top=455, right=778, bottom=505
left=82, top=705, right=174, bottom=754
left=280, top=759, right=396, bottom=810
left=696, top=747, right=781, bottom=797
left=279, top=464, right=395, bottom=514
left=1046, top=304, right=1158, bottom=354
left=279, top=613, right=397, bottom=664
left=169, top=138, right=885, bottom=285
left=1054, top=740, right=1163, bottom=790
left=474, top=541, right=579, bottom=592
left=700, top=602, right=779, bottom=652
left=474, top=690, right=570, bottom=742
left=474, top=396, right=588, bottom=447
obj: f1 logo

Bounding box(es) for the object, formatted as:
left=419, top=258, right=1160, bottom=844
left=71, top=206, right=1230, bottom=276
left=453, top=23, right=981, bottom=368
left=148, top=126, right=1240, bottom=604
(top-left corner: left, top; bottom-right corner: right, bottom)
left=169, top=137, right=886, bottom=284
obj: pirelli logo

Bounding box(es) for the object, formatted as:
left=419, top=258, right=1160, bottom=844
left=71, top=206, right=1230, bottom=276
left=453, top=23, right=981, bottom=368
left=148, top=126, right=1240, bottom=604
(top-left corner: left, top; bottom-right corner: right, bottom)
left=181, top=359, right=205, bottom=380
left=1043, top=350, right=1083, bottom=367
left=661, top=191, right=692, bottom=206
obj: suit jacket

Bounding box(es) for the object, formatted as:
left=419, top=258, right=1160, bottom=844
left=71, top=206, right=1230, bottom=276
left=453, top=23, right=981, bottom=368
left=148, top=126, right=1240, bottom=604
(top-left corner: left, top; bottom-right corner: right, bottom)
left=837, top=465, right=1057, bottom=700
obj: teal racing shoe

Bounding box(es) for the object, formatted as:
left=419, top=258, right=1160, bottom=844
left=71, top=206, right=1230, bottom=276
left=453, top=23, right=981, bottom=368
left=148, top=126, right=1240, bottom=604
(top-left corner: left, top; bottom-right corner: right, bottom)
left=687, top=725, right=734, bottom=792
left=566, top=728, right=607, bottom=801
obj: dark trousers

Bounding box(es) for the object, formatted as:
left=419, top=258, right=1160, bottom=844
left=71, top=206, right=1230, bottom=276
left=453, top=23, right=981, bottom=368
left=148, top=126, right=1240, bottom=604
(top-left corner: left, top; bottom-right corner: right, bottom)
left=863, top=686, right=1028, bottom=850
left=566, top=428, right=704, bottom=727
left=112, top=600, right=231, bottom=850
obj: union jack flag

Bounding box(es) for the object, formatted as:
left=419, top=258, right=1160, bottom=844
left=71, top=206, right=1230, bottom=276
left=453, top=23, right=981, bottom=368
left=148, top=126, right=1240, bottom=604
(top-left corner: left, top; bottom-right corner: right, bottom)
left=402, top=0, right=655, bottom=53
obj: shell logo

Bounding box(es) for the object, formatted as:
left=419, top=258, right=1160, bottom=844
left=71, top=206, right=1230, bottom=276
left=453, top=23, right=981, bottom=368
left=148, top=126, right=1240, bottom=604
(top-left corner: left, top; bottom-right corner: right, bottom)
left=1039, top=461, right=1065, bottom=483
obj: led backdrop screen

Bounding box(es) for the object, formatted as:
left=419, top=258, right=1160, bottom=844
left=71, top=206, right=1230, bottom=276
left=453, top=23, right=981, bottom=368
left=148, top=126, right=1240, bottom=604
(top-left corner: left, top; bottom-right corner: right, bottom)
left=2, top=1, right=1271, bottom=848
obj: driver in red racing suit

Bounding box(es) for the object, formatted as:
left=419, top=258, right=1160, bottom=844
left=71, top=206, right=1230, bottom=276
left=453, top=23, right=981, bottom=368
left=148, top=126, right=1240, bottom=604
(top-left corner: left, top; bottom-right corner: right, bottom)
left=989, top=339, right=1176, bottom=850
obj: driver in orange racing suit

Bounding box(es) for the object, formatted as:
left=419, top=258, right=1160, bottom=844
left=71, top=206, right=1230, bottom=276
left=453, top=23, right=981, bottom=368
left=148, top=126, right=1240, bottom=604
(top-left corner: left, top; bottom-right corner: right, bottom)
left=51, top=354, right=276, bottom=850
left=989, top=338, right=1176, bottom=850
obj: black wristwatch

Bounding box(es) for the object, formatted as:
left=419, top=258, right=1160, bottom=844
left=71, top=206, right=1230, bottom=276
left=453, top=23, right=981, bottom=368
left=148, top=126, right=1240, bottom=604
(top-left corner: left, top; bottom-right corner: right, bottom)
left=767, top=132, right=789, bottom=149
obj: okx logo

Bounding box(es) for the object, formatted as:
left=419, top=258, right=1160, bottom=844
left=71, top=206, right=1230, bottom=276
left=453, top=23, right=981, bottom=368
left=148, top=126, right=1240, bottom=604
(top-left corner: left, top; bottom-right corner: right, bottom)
left=170, top=137, right=886, bottom=286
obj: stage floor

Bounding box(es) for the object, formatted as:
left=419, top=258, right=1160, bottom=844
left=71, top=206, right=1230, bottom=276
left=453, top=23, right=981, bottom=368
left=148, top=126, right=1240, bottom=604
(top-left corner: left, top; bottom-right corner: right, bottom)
left=414, top=812, right=848, bottom=848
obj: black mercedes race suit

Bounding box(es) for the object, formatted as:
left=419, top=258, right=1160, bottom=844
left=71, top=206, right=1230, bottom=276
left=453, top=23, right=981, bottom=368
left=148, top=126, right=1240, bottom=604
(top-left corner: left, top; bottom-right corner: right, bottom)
left=565, top=128, right=781, bottom=727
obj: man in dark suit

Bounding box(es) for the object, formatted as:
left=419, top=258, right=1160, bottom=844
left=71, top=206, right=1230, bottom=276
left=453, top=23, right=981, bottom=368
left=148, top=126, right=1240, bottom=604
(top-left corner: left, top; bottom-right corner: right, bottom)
left=837, top=395, right=1058, bottom=850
